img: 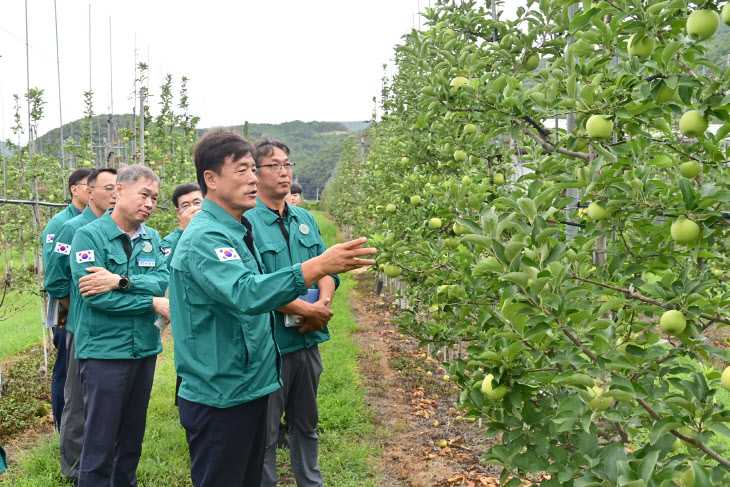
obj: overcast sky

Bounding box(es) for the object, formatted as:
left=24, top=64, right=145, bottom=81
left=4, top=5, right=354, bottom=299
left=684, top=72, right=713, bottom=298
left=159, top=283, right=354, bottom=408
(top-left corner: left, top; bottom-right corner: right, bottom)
left=1, top=1, right=522, bottom=142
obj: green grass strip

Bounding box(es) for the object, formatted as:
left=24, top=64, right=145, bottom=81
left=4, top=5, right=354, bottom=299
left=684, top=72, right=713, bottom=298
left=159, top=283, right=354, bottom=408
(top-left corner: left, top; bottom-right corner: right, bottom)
left=2, top=211, right=379, bottom=486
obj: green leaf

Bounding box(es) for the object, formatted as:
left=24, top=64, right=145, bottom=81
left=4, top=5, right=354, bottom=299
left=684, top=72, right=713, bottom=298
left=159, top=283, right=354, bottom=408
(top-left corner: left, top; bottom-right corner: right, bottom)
left=678, top=178, right=696, bottom=210
left=649, top=417, right=681, bottom=444
left=552, top=373, right=595, bottom=388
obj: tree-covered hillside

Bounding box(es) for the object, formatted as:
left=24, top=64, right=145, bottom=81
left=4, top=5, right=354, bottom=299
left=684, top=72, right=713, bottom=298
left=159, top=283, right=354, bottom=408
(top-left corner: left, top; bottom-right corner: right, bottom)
left=33, top=117, right=366, bottom=200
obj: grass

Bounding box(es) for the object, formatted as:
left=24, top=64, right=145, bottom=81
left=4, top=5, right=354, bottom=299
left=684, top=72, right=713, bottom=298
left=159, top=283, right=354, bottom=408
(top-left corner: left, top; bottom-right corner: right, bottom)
left=1, top=212, right=380, bottom=486
left=0, top=293, right=48, bottom=361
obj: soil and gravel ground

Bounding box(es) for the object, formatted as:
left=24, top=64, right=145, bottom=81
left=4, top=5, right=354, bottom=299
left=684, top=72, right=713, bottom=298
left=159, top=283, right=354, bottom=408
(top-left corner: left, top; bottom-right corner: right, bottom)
left=349, top=271, right=505, bottom=486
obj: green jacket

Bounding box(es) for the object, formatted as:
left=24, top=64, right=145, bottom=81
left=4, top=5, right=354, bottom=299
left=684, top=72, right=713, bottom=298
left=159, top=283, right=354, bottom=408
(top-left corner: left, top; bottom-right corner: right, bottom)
left=42, top=203, right=82, bottom=271
left=70, top=212, right=168, bottom=359
left=246, top=199, right=340, bottom=355
left=159, top=227, right=183, bottom=265
left=45, top=206, right=98, bottom=333
left=169, top=199, right=308, bottom=408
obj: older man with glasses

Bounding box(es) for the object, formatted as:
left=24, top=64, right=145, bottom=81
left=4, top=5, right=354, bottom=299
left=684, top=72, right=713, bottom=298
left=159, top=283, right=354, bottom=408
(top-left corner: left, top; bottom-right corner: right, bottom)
left=45, top=168, right=118, bottom=484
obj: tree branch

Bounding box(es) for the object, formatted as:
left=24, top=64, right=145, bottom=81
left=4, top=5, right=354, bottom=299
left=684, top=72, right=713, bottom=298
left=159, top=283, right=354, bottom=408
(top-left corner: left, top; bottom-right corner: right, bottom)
left=637, top=398, right=730, bottom=470
left=522, top=126, right=591, bottom=162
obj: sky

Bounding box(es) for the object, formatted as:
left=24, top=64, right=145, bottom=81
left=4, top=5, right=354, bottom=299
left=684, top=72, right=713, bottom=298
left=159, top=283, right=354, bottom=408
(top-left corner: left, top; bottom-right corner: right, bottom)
left=0, top=0, right=522, bottom=142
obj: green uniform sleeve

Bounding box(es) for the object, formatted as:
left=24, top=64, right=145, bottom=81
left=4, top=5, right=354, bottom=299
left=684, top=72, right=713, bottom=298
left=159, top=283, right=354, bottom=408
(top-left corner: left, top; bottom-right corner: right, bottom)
left=310, top=219, right=340, bottom=290
left=41, top=219, right=62, bottom=271
left=70, top=230, right=165, bottom=315
left=187, top=229, right=308, bottom=315
left=43, top=224, right=73, bottom=299
left=128, top=242, right=170, bottom=295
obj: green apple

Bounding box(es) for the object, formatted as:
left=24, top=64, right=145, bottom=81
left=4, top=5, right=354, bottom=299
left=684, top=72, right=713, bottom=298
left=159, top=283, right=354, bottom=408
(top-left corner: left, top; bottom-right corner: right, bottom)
left=461, top=175, right=472, bottom=184
left=385, top=203, right=396, bottom=213
left=450, top=76, right=469, bottom=89
left=724, top=3, right=730, bottom=25
left=660, top=309, right=687, bottom=335
left=469, top=155, right=480, bottom=164
left=493, top=173, right=505, bottom=185
left=679, top=110, right=708, bottom=137
left=401, top=156, right=411, bottom=165
left=712, top=267, right=724, bottom=278
left=437, top=439, right=448, bottom=449
left=586, top=115, right=614, bottom=139
left=376, top=205, right=384, bottom=214
left=463, top=123, right=477, bottom=135
left=481, top=373, right=509, bottom=400
left=628, top=32, right=656, bottom=59
left=722, top=366, right=730, bottom=391
left=443, top=238, right=459, bottom=249
left=671, top=216, right=701, bottom=244
left=144, top=130, right=150, bottom=137
left=453, top=150, right=468, bottom=162
left=123, top=136, right=130, bottom=142
left=681, top=466, right=695, bottom=487
left=410, top=195, right=422, bottom=206
left=428, top=217, right=443, bottom=229
left=430, top=174, right=441, bottom=184
left=384, top=264, right=402, bottom=278
left=587, top=202, right=612, bottom=220
left=453, top=222, right=470, bottom=235
left=656, top=84, right=678, bottom=103
left=686, top=9, right=720, bottom=41
left=523, top=53, right=540, bottom=71
left=442, top=28, right=455, bottom=38
left=586, top=385, right=612, bottom=412
left=679, top=160, right=701, bottom=178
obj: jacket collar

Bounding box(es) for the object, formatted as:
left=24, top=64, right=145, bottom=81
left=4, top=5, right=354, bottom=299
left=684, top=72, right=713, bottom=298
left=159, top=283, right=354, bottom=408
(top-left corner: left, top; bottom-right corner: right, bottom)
left=99, top=211, right=149, bottom=241
left=81, top=206, right=98, bottom=221
left=250, top=198, right=297, bottom=226
left=202, top=199, right=250, bottom=234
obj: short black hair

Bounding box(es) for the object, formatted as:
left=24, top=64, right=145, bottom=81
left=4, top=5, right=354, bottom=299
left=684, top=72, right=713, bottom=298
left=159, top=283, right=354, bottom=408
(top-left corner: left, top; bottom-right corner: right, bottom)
left=172, top=182, right=202, bottom=208
left=69, top=167, right=93, bottom=188
left=86, top=168, right=117, bottom=187
left=194, top=128, right=254, bottom=196
left=290, top=183, right=302, bottom=195
left=253, top=135, right=290, bottom=165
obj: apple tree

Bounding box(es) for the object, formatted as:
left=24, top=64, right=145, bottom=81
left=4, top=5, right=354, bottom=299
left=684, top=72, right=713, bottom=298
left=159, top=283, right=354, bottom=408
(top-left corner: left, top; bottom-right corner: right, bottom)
left=326, top=0, right=730, bottom=484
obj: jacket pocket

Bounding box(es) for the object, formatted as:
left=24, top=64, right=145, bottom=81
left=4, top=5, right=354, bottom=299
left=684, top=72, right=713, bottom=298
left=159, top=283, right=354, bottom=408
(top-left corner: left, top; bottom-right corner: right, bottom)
left=104, top=253, right=129, bottom=275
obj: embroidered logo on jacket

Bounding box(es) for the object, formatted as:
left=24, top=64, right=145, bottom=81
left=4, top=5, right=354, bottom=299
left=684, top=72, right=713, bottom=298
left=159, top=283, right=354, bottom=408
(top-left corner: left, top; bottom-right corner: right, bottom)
left=54, top=242, right=71, bottom=255
left=75, top=250, right=95, bottom=263
left=299, top=224, right=310, bottom=235
left=215, top=248, right=241, bottom=261
left=141, top=241, right=153, bottom=253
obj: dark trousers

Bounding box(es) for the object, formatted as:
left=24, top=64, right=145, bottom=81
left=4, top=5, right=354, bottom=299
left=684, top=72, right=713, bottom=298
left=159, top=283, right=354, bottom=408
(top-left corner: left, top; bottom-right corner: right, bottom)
left=178, top=395, right=269, bottom=487
left=78, top=356, right=156, bottom=487
left=51, top=327, right=68, bottom=430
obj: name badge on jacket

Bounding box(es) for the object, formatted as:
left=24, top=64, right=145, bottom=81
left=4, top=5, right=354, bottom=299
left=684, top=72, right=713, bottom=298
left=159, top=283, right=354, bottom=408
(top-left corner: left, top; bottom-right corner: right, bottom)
left=138, top=258, right=156, bottom=267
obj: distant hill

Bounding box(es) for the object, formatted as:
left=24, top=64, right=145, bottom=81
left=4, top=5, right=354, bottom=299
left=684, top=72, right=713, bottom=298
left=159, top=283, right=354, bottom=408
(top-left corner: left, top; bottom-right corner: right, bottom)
left=34, top=116, right=367, bottom=200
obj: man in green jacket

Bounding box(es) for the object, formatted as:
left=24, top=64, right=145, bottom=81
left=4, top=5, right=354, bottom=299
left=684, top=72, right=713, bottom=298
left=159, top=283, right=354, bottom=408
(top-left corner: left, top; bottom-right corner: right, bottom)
left=41, top=167, right=93, bottom=430
left=159, top=182, right=202, bottom=404
left=169, top=128, right=375, bottom=487
left=70, top=164, right=170, bottom=487
left=247, top=137, right=335, bottom=487
left=159, top=182, right=203, bottom=261
left=45, top=167, right=117, bottom=484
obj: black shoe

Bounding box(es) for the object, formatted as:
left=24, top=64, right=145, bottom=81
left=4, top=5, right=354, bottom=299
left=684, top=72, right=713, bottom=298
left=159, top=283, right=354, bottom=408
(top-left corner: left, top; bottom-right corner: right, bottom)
left=276, top=422, right=289, bottom=450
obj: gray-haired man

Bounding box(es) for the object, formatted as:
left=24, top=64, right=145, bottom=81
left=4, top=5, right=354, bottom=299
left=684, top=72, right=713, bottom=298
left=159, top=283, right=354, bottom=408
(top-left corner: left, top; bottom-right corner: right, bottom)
left=70, top=164, right=170, bottom=487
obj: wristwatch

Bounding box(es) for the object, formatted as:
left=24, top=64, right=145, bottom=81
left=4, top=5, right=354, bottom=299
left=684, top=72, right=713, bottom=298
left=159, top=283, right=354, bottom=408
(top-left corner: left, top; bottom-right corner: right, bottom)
left=118, top=275, right=130, bottom=291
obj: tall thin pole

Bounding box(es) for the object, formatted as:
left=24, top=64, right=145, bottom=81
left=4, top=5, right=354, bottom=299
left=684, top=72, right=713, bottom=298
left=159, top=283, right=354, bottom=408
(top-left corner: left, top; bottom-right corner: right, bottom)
left=53, top=0, right=67, bottom=199
left=26, top=0, right=49, bottom=376
left=25, top=0, right=31, bottom=151
left=109, top=16, right=113, bottom=116
left=566, top=2, right=580, bottom=240
left=88, top=5, right=92, bottom=93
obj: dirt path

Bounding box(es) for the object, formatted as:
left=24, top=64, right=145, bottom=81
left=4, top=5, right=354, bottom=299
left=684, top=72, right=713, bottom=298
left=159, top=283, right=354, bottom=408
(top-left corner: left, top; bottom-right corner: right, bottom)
left=349, top=272, right=503, bottom=487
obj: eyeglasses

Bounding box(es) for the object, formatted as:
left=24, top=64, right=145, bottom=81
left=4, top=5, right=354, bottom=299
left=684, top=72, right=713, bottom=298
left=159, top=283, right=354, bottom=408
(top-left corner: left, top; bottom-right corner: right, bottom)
left=178, top=200, right=203, bottom=211
left=256, top=163, right=295, bottom=173
left=89, top=185, right=115, bottom=193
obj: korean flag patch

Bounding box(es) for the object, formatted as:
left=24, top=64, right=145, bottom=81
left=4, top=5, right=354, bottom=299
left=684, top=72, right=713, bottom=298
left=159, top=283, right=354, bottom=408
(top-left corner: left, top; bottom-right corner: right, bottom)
left=162, top=248, right=171, bottom=257
left=46, top=234, right=55, bottom=244
left=75, top=250, right=95, bottom=264
left=54, top=242, right=71, bottom=255
left=215, top=248, right=241, bottom=262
